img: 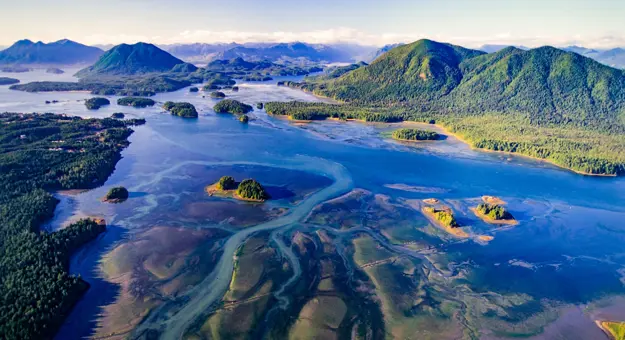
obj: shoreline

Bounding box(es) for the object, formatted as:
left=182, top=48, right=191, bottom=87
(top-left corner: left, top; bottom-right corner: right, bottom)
left=205, top=183, right=266, bottom=203
left=421, top=207, right=469, bottom=238
left=423, top=122, right=617, bottom=178
left=470, top=207, right=519, bottom=226
left=594, top=320, right=620, bottom=340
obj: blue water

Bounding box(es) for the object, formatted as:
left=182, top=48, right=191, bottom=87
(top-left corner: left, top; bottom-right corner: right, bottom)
left=4, top=69, right=625, bottom=339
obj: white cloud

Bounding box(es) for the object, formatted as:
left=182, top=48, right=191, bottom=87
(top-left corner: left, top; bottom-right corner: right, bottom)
left=78, top=27, right=625, bottom=49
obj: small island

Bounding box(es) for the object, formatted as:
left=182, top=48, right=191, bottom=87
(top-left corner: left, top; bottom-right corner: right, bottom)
left=210, top=91, right=226, bottom=99
left=206, top=176, right=269, bottom=202
left=392, top=128, right=440, bottom=141
left=257, top=103, right=263, bottom=109
left=472, top=202, right=517, bottom=225
left=596, top=320, right=625, bottom=340
left=232, top=86, right=239, bottom=92
left=163, top=101, right=198, bottom=118
left=85, top=97, right=110, bottom=110
left=46, top=68, right=65, bottom=74
left=214, top=99, right=253, bottom=114
left=422, top=206, right=468, bottom=238
left=0, top=77, right=20, bottom=85
left=117, top=97, right=155, bottom=108
left=102, top=186, right=129, bottom=203
left=189, top=87, right=199, bottom=93
left=239, top=115, right=249, bottom=123
left=110, top=112, right=125, bottom=119
left=1, top=66, right=30, bottom=73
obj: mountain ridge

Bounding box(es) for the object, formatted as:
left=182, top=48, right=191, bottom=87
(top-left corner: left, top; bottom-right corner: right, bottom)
left=0, top=39, right=103, bottom=65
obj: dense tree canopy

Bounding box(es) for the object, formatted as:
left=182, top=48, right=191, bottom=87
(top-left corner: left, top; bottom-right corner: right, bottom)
left=392, top=128, right=440, bottom=141
left=214, top=99, right=253, bottom=114
left=163, top=101, right=198, bottom=118
left=0, top=113, right=139, bottom=339
left=236, top=179, right=269, bottom=201
left=476, top=203, right=513, bottom=220
left=103, top=186, right=129, bottom=203
left=216, top=176, right=236, bottom=190
left=84, top=97, right=110, bottom=110
left=117, top=97, right=155, bottom=108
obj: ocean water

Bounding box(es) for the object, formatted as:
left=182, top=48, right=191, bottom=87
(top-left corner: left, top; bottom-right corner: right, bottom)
left=3, top=69, right=625, bottom=339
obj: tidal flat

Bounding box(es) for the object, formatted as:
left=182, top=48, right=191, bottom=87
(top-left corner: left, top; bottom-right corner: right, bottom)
left=5, top=71, right=623, bottom=339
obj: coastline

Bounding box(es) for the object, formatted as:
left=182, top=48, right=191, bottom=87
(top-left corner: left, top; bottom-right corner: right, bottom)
left=422, top=122, right=617, bottom=178
left=595, top=320, right=620, bottom=340
left=421, top=207, right=469, bottom=238
left=205, top=183, right=266, bottom=203
left=470, top=207, right=519, bottom=226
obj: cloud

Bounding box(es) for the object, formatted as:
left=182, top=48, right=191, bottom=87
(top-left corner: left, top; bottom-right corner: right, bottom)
left=79, top=27, right=625, bottom=49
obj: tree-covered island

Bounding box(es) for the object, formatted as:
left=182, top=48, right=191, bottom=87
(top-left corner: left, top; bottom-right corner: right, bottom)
left=117, top=97, right=155, bottom=108
left=102, top=186, right=129, bottom=203
left=213, top=99, right=253, bottom=114
left=392, top=128, right=440, bottom=141
left=206, top=176, right=269, bottom=202
left=163, top=101, right=198, bottom=118
left=85, top=97, right=110, bottom=110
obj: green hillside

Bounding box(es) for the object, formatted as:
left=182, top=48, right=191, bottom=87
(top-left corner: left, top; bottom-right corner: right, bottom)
left=268, top=40, right=625, bottom=175
left=302, top=40, right=625, bottom=130
left=76, top=42, right=197, bottom=77
left=318, top=39, right=484, bottom=103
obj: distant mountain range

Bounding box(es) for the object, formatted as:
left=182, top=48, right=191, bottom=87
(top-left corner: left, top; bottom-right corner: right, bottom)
left=303, top=39, right=625, bottom=122
left=479, top=44, right=625, bottom=69
left=0, top=39, right=103, bottom=65
left=76, top=42, right=197, bottom=77
left=367, top=43, right=405, bottom=62
left=163, top=42, right=372, bottom=64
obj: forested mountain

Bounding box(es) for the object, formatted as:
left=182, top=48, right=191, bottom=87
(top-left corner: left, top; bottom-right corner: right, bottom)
left=317, top=39, right=485, bottom=103
left=76, top=42, right=197, bottom=77
left=304, top=39, right=625, bottom=128
left=0, top=39, right=103, bottom=65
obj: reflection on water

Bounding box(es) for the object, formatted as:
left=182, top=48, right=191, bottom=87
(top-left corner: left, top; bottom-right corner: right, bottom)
left=9, top=74, right=625, bottom=339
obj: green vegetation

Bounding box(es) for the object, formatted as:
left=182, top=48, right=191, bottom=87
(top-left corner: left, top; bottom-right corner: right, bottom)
left=163, top=101, right=198, bottom=118
left=0, top=77, right=19, bottom=85
left=103, top=187, right=129, bottom=203
left=603, top=321, right=625, bottom=340
left=76, top=42, right=196, bottom=77
left=423, top=207, right=459, bottom=228
left=189, top=86, right=199, bottom=92
left=236, top=179, right=269, bottom=201
left=216, top=176, right=236, bottom=190
left=117, top=97, right=155, bottom=108
left=214, top=99, right=253, bottom=114
left=392, top=128, right=439, bottom=141
left=266, top=39, right=625, bottom=175
left=476, top=203, right=513, bottom=220
left=85, top=97, right=110, bottom=110
left=111, top=112, right=125, bottom=119
left=0, top=113, right=140, bottom=339
left=265, top=104, right=625, bottom=176
left=210, top=91, right=226, bottom=98
left=239, top=115, right=249, bottom=123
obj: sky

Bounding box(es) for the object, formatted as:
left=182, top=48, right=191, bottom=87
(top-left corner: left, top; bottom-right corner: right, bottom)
left=0, top=0, right=624, bottom=48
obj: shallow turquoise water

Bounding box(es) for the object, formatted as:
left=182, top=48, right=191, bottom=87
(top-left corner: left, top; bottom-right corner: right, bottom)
left=4, top=69, right=625, bottom=339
